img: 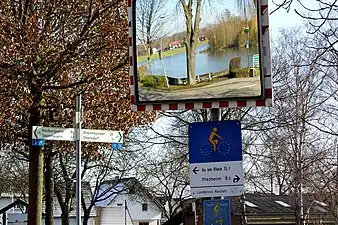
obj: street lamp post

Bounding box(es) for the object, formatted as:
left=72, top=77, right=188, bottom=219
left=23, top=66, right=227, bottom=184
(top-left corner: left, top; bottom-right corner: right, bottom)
left=244, top=27, right=250, bottom=69
left=159, top=16, right=169, bottom=88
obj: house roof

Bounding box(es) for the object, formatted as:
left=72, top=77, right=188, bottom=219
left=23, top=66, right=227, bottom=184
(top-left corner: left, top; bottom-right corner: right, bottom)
left=95, top=177, right=163, bottom=210
left=233, top=193, right=331, bottom=215
left=0, top=199, right=28, bottom=214
left=94, top=178, right=129, bottom=207
left=170, top=41, right=180, bottom=46
left=163, top=193, right=332, bottom=225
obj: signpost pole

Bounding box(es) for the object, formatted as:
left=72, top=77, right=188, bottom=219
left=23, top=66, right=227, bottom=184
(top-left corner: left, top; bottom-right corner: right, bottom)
left=209, top=109, right=220, bottom=198
left=31, top=94, right=123, bottom=225
left=210, top=108, right=220, bottom=122
left=210, top=108, right=228, bottom=220
left=75, top=94, right=82, bottom=225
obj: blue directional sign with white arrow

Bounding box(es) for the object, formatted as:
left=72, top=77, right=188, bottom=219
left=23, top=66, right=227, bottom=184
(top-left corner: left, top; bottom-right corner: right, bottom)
left=112, top=143, right=123, bottom=150
left=32, top=139, right=45, bottom=147
left=189, top=120, right=244, bottom=198
left=204, top=199, right=231, bottom=225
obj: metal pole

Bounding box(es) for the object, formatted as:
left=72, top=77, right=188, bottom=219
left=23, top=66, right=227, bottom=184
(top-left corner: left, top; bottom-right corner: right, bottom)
left=192, top=202, right=197, bottom=225
left=75, top=94, right=82, bottom=225
left=210, top=107, right=220, bottom=200
left=210, top=108, right=220, bottom=121
left=125, top=200, right=127, bottom=225
left=160, top=18, right=169, bottom=88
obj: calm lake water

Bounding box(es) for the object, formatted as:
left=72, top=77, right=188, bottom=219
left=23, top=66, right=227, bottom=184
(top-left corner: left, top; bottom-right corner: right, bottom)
left=138, top=44, right=258, bottom=78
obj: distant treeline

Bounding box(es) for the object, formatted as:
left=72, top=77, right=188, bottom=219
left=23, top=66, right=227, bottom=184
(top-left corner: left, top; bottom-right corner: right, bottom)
left=136, top=27, right=210, bottom=55
left=205, top=10, right=258, bottom=51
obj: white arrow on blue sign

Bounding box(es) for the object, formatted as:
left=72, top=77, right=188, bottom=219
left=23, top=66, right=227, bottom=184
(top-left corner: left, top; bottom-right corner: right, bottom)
left=32, top=139, right=45, bottom=147
left=112, top=143, right=123, bottom=150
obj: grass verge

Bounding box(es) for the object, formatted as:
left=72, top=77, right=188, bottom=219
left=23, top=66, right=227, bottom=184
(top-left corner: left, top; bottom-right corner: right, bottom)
left=138, top=67, right=260, bottom=92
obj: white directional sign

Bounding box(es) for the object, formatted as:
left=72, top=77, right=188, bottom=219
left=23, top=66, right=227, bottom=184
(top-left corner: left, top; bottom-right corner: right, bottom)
left=32, top=126, right=123, bottom=143
left=189, top=161, right=244, bottom=197
left=189, top=120, right=244, bottom=198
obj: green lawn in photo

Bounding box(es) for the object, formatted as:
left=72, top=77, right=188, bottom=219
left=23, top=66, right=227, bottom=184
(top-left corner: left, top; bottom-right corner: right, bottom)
left=138, top=67, right=260, bottom=92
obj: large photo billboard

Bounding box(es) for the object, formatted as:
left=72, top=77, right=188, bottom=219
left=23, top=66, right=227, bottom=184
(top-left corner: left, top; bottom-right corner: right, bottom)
left=128, top=0, right=272, bottom=111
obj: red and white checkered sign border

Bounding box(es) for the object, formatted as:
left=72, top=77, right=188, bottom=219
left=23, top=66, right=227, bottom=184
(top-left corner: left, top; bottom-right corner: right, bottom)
left=128, top=0, right=272, bottom=111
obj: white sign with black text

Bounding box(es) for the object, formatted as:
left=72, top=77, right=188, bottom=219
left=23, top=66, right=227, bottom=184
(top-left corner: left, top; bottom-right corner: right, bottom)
left=189, top=161, right=244, bottom=198
left=32, top=126, right=123, bottom=143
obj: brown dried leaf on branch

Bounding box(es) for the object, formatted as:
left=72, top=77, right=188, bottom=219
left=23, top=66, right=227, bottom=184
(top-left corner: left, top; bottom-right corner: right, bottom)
left=0, top=0, right=155, bottom=156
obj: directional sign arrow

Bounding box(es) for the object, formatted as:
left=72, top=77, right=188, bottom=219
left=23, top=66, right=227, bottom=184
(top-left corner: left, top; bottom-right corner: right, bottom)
left=118, top=132, right=123, bottom=143
left=193, top=167, right=199, bottom=174
left=233, top=175, right=240, bottom=183
left=33, top=127, right=39, bottom=139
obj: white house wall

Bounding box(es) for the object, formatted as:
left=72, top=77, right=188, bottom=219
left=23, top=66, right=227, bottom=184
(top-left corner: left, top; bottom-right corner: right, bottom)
left=109, top=194, right=162, bottom=221
left=8, top=213, right=27, bottom=223
left=48, top=217, right=95, bottom=225
left=96, top=206, right=133, bottom=225
left=3, top=215, right=95, bottom=225
left=148, top=220, right=158, bottom=225
left=0, top=194, right=96, bottom=225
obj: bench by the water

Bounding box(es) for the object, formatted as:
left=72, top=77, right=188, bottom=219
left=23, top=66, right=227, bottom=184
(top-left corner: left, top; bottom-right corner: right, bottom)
left=167, top=73, right=214, bottom=86
left=196, top=73, right=213, bottom=82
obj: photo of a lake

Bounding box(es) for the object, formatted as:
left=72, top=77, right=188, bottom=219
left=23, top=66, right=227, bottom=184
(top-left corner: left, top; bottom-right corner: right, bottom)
left=134, top=0, right=262, bottom=103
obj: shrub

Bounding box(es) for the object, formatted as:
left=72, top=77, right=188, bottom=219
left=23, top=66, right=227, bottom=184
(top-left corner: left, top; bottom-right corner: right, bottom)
left=142, top=75, right=167, bottom=88
left=229, top=68, right=261, bottom=78
left=229, top=57, right=241, bottom=71
left=232, top=68, right=249, bottom=78
left=228, top=57, right=242, bottom=78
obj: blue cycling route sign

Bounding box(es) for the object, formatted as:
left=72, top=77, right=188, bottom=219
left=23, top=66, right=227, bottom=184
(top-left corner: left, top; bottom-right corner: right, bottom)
left=204, top=199, right=231, bottom=225
left=189, top=120, right=244, bottom=198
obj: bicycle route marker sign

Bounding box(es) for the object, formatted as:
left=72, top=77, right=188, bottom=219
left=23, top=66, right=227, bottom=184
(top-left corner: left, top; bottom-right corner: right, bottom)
left=204, top=199, right=231, bottom=225
left=189, top=120, right=244, bottom=198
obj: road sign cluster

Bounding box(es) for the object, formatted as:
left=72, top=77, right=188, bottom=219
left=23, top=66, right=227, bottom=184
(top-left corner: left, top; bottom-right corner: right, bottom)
left=32, top=126, right=123, bottom=150
left=189, top=120, right=244, bottom=198
left=189, top=120, right=244, bottom=225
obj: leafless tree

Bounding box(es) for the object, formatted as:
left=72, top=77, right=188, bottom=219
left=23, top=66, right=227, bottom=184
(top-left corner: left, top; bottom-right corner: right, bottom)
left=176, top=0, right=204, bottom=85
left=136, top=0, right=168, bottom=63
left=0, top=0, right=155, bottom=224
left=52, top=144, right=135, bottom=225
left=136, top=142, right=190, bottom=219
left=0, top=149, right=29, bottom=198
left=244, top=27, right=332, bottom=225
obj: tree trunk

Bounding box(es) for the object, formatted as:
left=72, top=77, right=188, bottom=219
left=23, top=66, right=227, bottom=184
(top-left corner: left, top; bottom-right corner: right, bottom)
left=28, top=144, right=44, bottom=225
left=61, top=210, right=70, bottom=225
left=45, top=151, right=54, bottom=225
left=82, top=212, right=90, bottom=225
left=82, top=193, right=92, bottom=225
left=57, top=195, right=72, bottom=225
left=28, top=95, right=44, bottom=225
left=181, top=0, right=200, bottom=86
left=186, top=44, right=196, bottom=85
left=55, top=152, right=74, bottom=225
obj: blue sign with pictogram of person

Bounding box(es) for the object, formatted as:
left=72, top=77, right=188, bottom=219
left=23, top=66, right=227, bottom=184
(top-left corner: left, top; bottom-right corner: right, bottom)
left=204, top=199, right=231, bottom=225
left=189, top=120, right=244, bottom=198
left=189, top=120, right=242, bottom=164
